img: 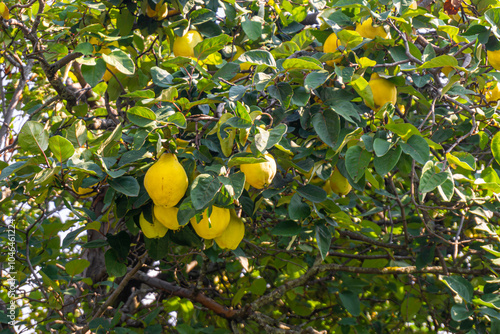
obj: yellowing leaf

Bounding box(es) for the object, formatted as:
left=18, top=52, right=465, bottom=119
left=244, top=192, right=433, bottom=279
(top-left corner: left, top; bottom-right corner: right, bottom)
left=357, top=57, right=377, bottom=68
left=0, top=2, right=9, bottom=20
left=446, top=152, right=476, bottom=171
left=385, top=118, right=421, bottom=141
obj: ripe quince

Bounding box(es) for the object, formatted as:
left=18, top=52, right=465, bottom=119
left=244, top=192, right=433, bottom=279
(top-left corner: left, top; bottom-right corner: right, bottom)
left=190, top=206, right=230, bottom=239
left=367, top=72, right=397, bottom=111
left=330, top=166, right=352, bottom=196
left=139, top=212, right=168, bottom=239
left=154, top=205, right=181, bottom=230
left=214, top=209, right=245, bottom=250
left=488, top=49, right=500, bottom=71
left=356, top=18, right=390, bottom=40
left=173, top=30, right=203, bottom=58
left=485, top=81, right=500, bottom=103
left=323, top=32, right=345, bottom=66
left=240, top=150, right=277, bottom=189
left=144, top=153, right=188, bottom=207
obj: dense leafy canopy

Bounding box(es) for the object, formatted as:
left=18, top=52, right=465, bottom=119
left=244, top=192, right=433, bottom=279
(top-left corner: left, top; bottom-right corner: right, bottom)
left=1, top=0, right=500, bottom=333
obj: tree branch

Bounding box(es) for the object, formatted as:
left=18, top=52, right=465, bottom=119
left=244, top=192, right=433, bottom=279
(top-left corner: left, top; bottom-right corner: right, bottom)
left=132, top=270, right=238, bottom=319
left=51, top=52, right=83, bottom=72
left=78, top=253, right=147, bottom=334
left=0, top=59, right=34, bottom=147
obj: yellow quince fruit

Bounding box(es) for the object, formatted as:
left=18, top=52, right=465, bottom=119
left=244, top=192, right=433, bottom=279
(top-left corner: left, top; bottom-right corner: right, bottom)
left=144, top=153, right=189, bottom=207
left=367, top=72, right=397, bottom=111
left=488, top=49, right=500, bottom=71
left=240, top=150, right=277, bottom=189
left=356, top=17, right=390, bottom=40
left=330, top=166, right=352, bottom=196
left=323, top=32, right=345, bottom=66
left=154, top=205, right=181, bottom=230
left=214, top=209, right=245, bottom=250
left=485, top=81, right=500, bottom=103
left=190, top=206, right=230, bottom=239
left=139, top=212, right=168, bottom=239
left=173, top=30, right=203, bottom=58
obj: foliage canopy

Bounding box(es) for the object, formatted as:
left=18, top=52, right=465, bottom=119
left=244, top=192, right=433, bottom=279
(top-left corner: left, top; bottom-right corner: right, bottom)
left=1, top=0, right=500, bottom=332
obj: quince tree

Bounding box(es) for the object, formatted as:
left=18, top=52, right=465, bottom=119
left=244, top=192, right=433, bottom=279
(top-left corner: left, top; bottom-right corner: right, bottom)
left=1, top=0, right=500, bottom=332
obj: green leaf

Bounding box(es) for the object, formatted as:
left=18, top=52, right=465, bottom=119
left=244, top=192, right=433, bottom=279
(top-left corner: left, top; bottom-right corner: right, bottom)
left=479, top=307, right=500, bottom=320
left=419, top=161, right=448, bottom=193
left=418, top=55, right=459, bottom=69
left=282, top=58, right=324, bottom=71
left=270, top=220, right=301, bottom=236
left=442, top=276, right=473, bottom=303
left=416, top=244, right=435, bottom=269
left=49, top=135, right=75, bottom=162
left=228, top=153, right=267, bottom=168
left=373, top=138, right=392, bottom=157
left=312, top=108, right=340, bottom=148
left=291, top=86, right=310, bottom=106
left=373, top=146, right=402, bottom=177
left=385, top=122, right=421, bottom=141
left=65, top=259, right=90, bottom=276
left=400, top=135, right=429, bottom=165
left=401, top=297, right=421, bottom=320
left=350, top=75, right=373, bottom=109
left=194, top=34, right=232, bottom=60
left=268, top=83, right=293, bottom=109
left=121, top=89, right=155, bottom=99
left=107, top=231, right=131, bottom=261
left=62, top=226, right=87, bottom=248
left=105, top=249, right=127, bottom=277
left=108, top=176, right=140, bottom=197
left=266, top=124, right=287, bottom=149
left=328, top=100, right=361, bottom=124
left=437, top=168, right=454, bottom=201
left=249, top=278, right=267, bottom=296
left=451, top=304, right=474, bottom=321
left=19, top=121, right=49, bottom=154
left=271, top=41, right=301, bottom=58
left=305, top=70, right=330, bottom=90
left=82, top=239, right=109, bottom=248
left=150, top=66, right=173, bottom=87
left=288, top=193, right=311, bottom=221
left=168, top=112, right=187, bottom=129
left=102, top=49, right=135, bottom=75
left=65, top=119, right=87, bottom=148
left=492, top=131, right=500, bottom=166
left=339, top=291, right=361, bottom=316
left=484, top=8, right=500, bottom=41
left=297, top=184, right=327, bottom=203
left=238, top=50, right=277, bottom=68
left=177, top=198, right=197, bottom=227
left=338, top=29, right=363, bottom=49
left=117, top=9, right=134, bottom=36
left=191, top=174, right=221, bottom=210
left=81, top=58, right=106, bottom=87
left=97, top=124, right=122, bottom=156
left=315, top=223, right=331, bottom=260
left=345, top=145, right=371, bottom=183
left=242, top=17, right=263, bottom=41
left=74, top=42, right=94, bottom=56
left=127, top=106, right=156, bottom=127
